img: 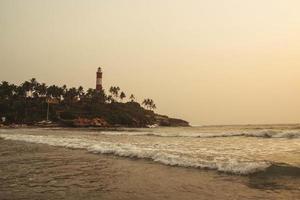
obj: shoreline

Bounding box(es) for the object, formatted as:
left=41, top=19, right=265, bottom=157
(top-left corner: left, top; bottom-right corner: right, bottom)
left=1, top=128, right=300, bottom=175
left=1, top=138, right=299, bottom=200
left=0, top=120, right=189, bottom=129
left=0, top=124, right=150, bottom=130
left=2, top=122, right=300, bottom=129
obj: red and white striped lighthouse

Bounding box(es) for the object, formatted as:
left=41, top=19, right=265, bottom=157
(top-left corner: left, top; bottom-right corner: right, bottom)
left=96, top=67, right=103, bottom=91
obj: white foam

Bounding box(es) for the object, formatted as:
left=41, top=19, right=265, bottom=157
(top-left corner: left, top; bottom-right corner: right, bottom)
left=242, top=130, right=300, bottom=139
left=6, top=127, right=299, bottom=139
left=0, top=133, right=271, bottom=175
left=94, top=129, right=300, bottom=139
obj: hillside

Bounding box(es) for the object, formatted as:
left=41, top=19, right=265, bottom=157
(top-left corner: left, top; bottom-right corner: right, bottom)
left=0, top=79, right=189, bottom=127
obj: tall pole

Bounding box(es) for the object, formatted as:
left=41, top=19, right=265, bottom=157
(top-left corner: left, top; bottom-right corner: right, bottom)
left=47, top=102, right=49, bottom=121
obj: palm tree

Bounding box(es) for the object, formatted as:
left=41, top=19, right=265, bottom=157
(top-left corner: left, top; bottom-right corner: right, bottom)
left=86, top=88, right=93, bottom=98
left=120, top=91, right=126, bottom=102
left=36, top=83, right=47, bottom=97
left=0, top=81, right=14, bottom=100
left=129, top=94, right=135, bottom=102
left=142, top=99, right=150, bottom=109
left=84, top=88, right=106, bottom=103
left=10, top=84, right=18, bottom=99
left=46, top=85, right=55, bottom=98
left=32, top=83, right=40, bottom=98
left=46, top=85, right=63, bottom=100
left=30, top=78, right=38, bottom=94
left=61, top=85, right=67, bottom=99
left=109, top=86, right=121, bottom=101
left=106, top=95, right=114, bottom=103
left=18, top=81, right=32, bottom=120
left=20, top=81, right=31, bottom=98
left=64, top=87, right=79, bottom=102
left=77, top=86, right=84, bottom=100
left=30, top=78, right=37, bottom=84
left=142, top=98, right=156, bottom=110
left=28, top=78, right=42, bottom=98
left=151, top=103, right=157, bottom=110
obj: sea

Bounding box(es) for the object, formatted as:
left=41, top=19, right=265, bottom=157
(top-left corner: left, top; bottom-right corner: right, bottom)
left=0, top=124, right=299, bottom=199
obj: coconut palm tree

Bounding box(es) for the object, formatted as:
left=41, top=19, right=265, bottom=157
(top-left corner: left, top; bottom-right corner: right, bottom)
left=36, top=83, right=47, bottom=97
left=20, top=81, right=31, bottom=98
left=142, top=98, right=156, bottom=110
left=86, top=88, right=94, bottom=98
left=0, top=81, right=15, bottom=100
left=151, top=103, right=157, bottom=110
left=77, top=86, right=84, bottom=100
left=109, top=86, right=121, bottom=101
left=120, top=91, right=126, bottom=102
left=106, top=95, right=114, bottom=103
left=64, top=87, right=79, bottom=102
left=142, top=99, right=150, bottom=109
left=30, top=78, right=38, bottom=95
left=61, top=85, right=67, bottom=100
left=129, top=94, right=135, bottom=102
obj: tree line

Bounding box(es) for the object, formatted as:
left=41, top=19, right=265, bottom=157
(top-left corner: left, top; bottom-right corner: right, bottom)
left=0, top=78, right=156, bottom=110
left=0, top=78, right=157, bottom=124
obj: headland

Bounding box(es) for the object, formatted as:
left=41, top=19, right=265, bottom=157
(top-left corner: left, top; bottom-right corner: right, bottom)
left=0, top=69, right=189, bottom=128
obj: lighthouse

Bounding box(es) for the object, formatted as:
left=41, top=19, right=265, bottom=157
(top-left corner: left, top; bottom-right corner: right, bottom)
left=96, top=67, right=103, bottom=91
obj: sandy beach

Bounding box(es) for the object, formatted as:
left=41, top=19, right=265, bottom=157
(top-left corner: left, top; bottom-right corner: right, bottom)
left=0, top=134, right=299, bottom=200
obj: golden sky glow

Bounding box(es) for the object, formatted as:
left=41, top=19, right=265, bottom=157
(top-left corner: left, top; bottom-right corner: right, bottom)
left=1, top=0, right=300, bottom=125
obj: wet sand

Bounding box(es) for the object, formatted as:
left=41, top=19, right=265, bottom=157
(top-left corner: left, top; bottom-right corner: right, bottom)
left=0, top=139, right=299, bottom=200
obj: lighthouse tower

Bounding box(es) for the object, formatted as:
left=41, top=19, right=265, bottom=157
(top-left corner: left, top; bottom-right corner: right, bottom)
left=96, top=67, right=103, bottom=91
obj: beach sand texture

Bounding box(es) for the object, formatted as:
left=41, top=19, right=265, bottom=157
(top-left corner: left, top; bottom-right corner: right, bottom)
left=0, top=135, right=299, bottom=200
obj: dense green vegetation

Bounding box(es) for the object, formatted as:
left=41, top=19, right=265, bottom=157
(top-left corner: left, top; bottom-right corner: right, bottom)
left=0, top=79, right=159, bottom=127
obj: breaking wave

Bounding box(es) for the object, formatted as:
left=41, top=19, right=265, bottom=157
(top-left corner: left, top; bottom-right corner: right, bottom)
left=252, top=164, right=300, bottom=178
left=93, top=129, right=300, bottom=139
left=0, top=133, right=274, bottom=175
left=8, top=127, right=300, bottom=139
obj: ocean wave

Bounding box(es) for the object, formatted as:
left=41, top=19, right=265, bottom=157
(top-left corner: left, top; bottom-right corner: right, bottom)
left=7, top=127, right=299, bottom=139
left=94, top=129, right=300, bottom=139
left=253, top=163, right=300, bottom=178
left=0, top=133, right=273, bottom=175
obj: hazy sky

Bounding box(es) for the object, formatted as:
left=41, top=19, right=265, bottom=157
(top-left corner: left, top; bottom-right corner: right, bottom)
left=1, top=0, right=300, bottom=125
